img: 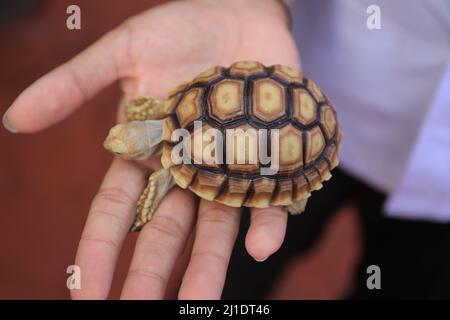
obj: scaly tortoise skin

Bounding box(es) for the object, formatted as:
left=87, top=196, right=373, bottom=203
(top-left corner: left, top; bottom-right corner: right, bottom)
left=104, top=61, right=343, bottom=231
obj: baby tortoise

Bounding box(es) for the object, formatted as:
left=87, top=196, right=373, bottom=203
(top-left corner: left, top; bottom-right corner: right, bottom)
left=104, top=61, right=343, bottom=231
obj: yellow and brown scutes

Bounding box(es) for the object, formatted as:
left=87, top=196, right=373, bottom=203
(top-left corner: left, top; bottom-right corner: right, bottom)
left=244, top=177, right=276, bottom=208
left=277, top=124, right=303, bottom=174
left=164, top=94, right=182, bottom=115
left=320, top=105, right=337, bottom=139
left=190, top=123, right=222, bottom=170
left=271, top=180, right=293, bottom=206
left=170, top=164, right=198, bottom=189
left=271, top=64, right=302, bottom=84
left=162, top=61, right=342, bottom=208
left=226, top=124, right=260, bottom=174
left=292, top=88, right=317, bottom=125
left=325, top=141, right=340, bottom=169
left=175, top=88, right=203, bottom=128
left=294, top=175, right=311, bottom=201
left=189, top=170, right=227, bottom=201
left=161, top=116, right=177, bottom=142
left=167, top=165, right=325, bottom=209
left=215, top=177, right=252, bottom=207
left=252, top=79, right=286, bottom=122
left=193, top=66, right=224, bottom=83
left=167, top=80, right=191, bottom=98
left=208, top=79, right=244, bottom=121
left=304, top=168, right=323, bottom=192
left=304, top=126, right=325, bottom=165
left=336, top=125, right=344, bottom=147
left=306, top=78, right=326, bottom=103
left=316, top=158, right=332, bottom=181
left=229, top=61, right=265, bottom=77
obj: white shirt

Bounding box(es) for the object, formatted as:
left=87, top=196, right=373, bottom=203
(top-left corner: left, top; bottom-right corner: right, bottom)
left=290, top=0, right=450, bottom=220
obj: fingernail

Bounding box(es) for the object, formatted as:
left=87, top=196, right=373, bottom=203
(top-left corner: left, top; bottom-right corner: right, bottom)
left=2, top=109, right=18, bottom=133
left=255, top=256, right=268, bottom=262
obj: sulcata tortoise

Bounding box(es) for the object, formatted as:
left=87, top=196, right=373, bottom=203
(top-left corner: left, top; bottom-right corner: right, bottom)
left=104, top=61, right=343, bottom=231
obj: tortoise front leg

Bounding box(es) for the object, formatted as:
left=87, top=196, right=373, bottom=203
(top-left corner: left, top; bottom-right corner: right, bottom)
left=130, top=168, right=176, bottom=232
left=124, top=96, right=168, bottom=121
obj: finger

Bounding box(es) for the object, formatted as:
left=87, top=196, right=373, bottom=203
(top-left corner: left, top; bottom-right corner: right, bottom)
left=164, top=230, right=196, bottom=299
left=121, top=189, right=197, bottom=300
left=178, top=201, right=241, bottom=300
left=245, top=207, right=287, bottom=262
left=6, top=23, right=132, bottom=133
left=71, top=158, right=145, bottom=300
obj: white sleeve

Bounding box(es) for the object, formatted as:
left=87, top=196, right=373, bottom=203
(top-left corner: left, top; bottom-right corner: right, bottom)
left=385, top=60, right=450, bottom=222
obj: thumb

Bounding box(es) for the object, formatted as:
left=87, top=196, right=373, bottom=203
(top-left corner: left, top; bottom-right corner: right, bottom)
left=3, top=23, right=132, bottom=133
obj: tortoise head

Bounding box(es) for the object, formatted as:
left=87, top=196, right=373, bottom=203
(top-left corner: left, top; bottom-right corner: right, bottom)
left=103, top=121, right=162, bottom=160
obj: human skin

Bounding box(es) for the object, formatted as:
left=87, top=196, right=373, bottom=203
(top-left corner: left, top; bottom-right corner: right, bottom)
left=4, top=0, right=301, bottom=299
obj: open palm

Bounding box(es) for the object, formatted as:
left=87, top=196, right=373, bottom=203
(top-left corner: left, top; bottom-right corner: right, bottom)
left=6, top=0, right=300, bottom=299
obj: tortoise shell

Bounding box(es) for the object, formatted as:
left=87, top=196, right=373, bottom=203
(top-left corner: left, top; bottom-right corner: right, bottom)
left=161, top=61, right=342, bottom=208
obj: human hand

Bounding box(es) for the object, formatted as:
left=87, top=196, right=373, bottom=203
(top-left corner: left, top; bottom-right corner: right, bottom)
left=4, top=0, right=301, bottom=299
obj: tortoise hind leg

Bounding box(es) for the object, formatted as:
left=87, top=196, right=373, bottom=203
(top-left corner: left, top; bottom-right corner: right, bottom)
left=124, top=96, right=167, bottom=121
left=286, top=198, right=309, bottom=215
left=130, top=168, right=176, bottom=232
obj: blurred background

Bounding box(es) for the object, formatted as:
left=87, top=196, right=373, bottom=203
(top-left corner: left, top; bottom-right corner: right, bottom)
left=0, top=0, right=359, bottom=299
